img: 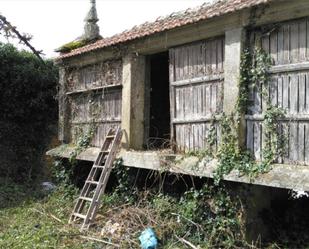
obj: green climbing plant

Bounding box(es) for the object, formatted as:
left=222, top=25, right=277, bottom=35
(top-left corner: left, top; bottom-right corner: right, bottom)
left=237, top=48, right=252, bottom=114
left=69, top=123, right=96, bottom=165
left=249, top=46, right=286, bottom=166
left=176, top=45, right=287, bottom=184
left=212, top=46, right=287, bottom=184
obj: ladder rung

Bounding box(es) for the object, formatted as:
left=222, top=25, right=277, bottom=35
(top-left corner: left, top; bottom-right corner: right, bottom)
left=69, top=128, right=123, bottom=230
left=86, top=180, right=99, bottom=185
left=73, top=213, right=86, bottom=219
left=93, top=165, right=104, bottom=168
left=79, top=196, right=93, bottom=202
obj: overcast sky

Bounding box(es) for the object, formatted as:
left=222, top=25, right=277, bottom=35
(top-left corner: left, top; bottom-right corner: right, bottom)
left=1, top=0, right=210, bottom=58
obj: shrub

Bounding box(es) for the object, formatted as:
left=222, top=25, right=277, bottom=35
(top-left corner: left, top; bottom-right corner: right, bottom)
left=0, top=43, right=58, bottom=182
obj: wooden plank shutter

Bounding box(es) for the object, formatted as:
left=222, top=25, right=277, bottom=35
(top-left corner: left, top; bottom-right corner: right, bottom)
left=247, top=18, right=309, bottom=165
left=169, top=37, right=225, bottom=152
left=68, top=59, right=122, bottom=147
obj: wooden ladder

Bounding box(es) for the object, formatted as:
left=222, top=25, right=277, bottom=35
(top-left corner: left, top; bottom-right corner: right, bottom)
left=69, top=127, right=123, bottom=230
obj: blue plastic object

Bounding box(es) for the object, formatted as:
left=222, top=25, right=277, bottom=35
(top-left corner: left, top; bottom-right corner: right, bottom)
left=139, top=228, right=158, bottom=249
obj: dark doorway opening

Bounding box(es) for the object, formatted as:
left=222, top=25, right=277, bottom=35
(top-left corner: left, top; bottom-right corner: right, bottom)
left=147, top=51, right=170, bottom=149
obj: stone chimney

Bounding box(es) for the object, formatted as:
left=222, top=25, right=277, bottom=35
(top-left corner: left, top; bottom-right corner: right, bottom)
left=83, top=0, right=101, bottom=41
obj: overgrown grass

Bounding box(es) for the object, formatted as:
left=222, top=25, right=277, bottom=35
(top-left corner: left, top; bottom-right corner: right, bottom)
left=0, top=176, right=250, bottom=249
left=2, top=170, right=306, bottom=249
left=0, top=182, right=102, bottom=248
left=98, top=185, right=249, bottom=248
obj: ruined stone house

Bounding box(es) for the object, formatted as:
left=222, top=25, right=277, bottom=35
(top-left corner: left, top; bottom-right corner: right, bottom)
left=48, top=0, right=309, bottom=192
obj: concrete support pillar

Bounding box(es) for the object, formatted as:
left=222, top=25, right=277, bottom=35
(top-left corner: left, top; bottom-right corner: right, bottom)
left=58, top=67, right=70, bottom=143
left=121, top=53, right=146, bottom=150
left=223, top=28, right=246, bottom=148
left=231, top=183, right=273, bottom=243
left=244, top=185, right=272, bottom=243
left=223, top=28, right=245, bottom=113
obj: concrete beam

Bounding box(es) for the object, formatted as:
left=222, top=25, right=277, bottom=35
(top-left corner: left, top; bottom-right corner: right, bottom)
left=46, top=145, right=99, bottom=161
left=121, top=53, right=146, bottom=150
left=120, top=152, right=309, bottom=192
left=47, top=145, right=309, bottom=192
left=55, top=48, right=121, bottom=68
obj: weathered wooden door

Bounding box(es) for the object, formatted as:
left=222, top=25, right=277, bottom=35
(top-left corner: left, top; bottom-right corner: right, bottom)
left=247, top=17, right=309, bottom=165
left=169, top=37, right=225, bottom=152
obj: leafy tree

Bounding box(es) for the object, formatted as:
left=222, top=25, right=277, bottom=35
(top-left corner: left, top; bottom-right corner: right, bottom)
left=0, top=43, right=58, bottom=182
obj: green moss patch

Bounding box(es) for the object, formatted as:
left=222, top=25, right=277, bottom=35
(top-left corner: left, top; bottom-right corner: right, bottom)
left=55, top=40, right=88, bottom=53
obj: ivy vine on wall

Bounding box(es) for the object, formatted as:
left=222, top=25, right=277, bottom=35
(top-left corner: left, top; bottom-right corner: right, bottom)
left=183, top=44, right=288, bottom=184
left=212, top=45, right=288, bottom=184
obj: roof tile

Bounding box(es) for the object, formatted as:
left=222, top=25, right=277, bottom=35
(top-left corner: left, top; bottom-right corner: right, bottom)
left=58, top=0, right=271, bottom=59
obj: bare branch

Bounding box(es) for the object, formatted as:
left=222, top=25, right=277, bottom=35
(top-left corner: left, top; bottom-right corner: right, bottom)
left=79, top=236, right=120, bottom=247
left=175, top=235, right=200, bottom=249
left=0, top=14, right=44, bottom=62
